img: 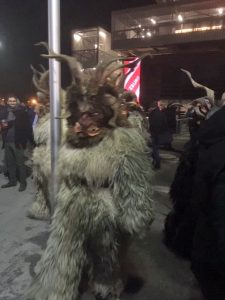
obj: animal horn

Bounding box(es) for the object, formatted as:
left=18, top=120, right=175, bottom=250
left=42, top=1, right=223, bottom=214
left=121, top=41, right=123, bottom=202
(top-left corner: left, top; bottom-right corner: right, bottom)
left=181, top=68, right=215, bottom=105
left=41, top=52, right=83, bottom=88
left=30, top=64, right=49, bottom=95
left=100, top=53, right=151, bottom=86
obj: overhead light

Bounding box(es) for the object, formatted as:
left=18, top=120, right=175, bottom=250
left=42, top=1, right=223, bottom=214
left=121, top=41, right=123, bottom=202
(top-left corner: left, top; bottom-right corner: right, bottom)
left=138, top=24, right=142, bottom=28
left=99, top=31, right=106, bottom=38
left=175, top=25, right=222, bottom=34
left=218, top=8, right=224, bottom=15
left=141, top=35, right=145, bottom=38
left=73, top=33, right=82, bottom=42
left=177, top=14, right=183, bottom=22
left=150, top=18, right=156, bottom=25
left=142, top=28, right=145, bottom=31
left=147, top=31, right=152, bottom=37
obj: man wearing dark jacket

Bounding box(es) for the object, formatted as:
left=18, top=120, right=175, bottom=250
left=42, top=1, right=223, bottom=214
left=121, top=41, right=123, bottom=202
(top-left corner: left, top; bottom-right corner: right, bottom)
left=0, top=95, right=34, bottom=191
left=191, top=105, right=225, bottom=299
left=149, top=100, right=168, bottom=169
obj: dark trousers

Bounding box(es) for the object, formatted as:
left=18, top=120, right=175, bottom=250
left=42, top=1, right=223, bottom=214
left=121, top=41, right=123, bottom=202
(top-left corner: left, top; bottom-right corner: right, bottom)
left=4, top=142, right=26, bottom=185
left=151, top=136, right=160, bottom=167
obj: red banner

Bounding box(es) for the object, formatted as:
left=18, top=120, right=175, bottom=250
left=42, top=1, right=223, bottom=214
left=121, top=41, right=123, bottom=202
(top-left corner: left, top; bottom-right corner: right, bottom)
left=124, top=59, right=141, bottom=102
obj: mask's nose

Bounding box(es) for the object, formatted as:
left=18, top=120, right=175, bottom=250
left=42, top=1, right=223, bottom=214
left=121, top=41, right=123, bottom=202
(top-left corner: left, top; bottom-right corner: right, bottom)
left=74, top=122, right=82, bottom=133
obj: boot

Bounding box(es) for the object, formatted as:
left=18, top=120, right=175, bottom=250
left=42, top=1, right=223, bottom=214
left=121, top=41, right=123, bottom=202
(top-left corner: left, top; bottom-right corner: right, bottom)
left=1, top=182, right=17, bottom=188
left=18, top=182, right=27, bottom=192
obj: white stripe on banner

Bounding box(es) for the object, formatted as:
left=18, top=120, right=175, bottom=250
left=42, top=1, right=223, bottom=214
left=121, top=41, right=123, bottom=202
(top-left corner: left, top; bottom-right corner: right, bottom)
left=124, top=59, right=141, bottom=102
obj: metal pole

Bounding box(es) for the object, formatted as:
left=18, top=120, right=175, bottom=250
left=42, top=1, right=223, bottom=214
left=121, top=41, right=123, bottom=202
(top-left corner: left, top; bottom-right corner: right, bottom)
left=48, top=0, right=61, bottom=213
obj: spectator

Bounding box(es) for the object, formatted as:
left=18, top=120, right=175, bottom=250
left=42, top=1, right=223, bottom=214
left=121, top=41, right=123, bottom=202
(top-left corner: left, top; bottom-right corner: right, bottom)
left=0, top=95, right=34, bottom=191
left=148, top=100, right=168, bottom=169
left=191, top=105, right=225, bottom=299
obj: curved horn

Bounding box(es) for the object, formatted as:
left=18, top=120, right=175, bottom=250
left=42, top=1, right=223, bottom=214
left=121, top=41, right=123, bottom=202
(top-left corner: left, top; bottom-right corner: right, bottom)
left=35, top=41, right=49, bottom=52
left=181, top=68, right=215, bottom=104
left=191, top=97, right=211, bottom=106
left=30, top=64, right=49, bottom=95
left=193, top=106, right=206, bottom=117
left=42, top=52, right=83, bottom=87
left=168, top=102, right=185, bottom=108
left=39, top=64, right=46, bottom=72
left=100, top=53, right=151, bottom=85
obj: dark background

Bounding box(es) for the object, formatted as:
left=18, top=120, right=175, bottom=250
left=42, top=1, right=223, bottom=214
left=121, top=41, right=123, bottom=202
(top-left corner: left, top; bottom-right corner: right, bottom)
left=0, top=0, right=224, bottom=106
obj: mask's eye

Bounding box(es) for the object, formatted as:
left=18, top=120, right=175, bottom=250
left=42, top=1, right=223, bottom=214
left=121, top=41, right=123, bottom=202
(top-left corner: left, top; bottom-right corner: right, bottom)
left=89, top=112, right=99, bottom=117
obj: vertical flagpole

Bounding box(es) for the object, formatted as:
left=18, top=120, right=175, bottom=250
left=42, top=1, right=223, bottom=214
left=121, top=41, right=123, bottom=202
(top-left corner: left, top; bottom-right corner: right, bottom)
left=48, top=0, right=61, bottom=213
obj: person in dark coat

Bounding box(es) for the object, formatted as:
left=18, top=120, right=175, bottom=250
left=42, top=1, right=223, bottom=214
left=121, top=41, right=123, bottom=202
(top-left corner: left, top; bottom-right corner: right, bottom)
left=149, top=100, right=168, bottom=169
left=0, top=95, right=34, bottom=191
left=164, top=104, right=225, bottom=299
left=164, top=139, right=199, bottom=259
left=190, top=105, right=225, bottom=300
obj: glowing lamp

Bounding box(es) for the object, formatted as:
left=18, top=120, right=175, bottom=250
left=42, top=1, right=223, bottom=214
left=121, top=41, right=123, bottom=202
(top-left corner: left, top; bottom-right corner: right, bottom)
left=99, top=31, right=106, bottom=38
left=73, top=33, right=82, bottom=42
left=218, top=8, right=224, bottom=15
left=177, top=14, right=183, bottom=22
left=30, top=98, right=37, bottom=105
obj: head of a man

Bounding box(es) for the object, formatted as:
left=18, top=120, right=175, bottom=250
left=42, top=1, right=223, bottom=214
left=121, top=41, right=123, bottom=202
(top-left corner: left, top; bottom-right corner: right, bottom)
left=157, top=100, right=165, bottom=111
left=7, top=95, right=19, bottom=108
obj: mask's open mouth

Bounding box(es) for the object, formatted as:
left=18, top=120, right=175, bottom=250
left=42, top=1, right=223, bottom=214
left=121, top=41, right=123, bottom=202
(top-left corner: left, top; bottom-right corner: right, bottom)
left=73, top=122, right=101, bottom=137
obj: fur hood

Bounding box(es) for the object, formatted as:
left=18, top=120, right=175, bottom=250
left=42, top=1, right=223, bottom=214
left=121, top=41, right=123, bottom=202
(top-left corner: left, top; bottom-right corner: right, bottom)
left=34, top=114, right=67, bottom=145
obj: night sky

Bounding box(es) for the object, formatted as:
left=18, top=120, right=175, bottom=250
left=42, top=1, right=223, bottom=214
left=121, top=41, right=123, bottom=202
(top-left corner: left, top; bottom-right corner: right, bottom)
left=0, top=0, right=225, bottom=103
left=0, top=0, right=155, bottom=100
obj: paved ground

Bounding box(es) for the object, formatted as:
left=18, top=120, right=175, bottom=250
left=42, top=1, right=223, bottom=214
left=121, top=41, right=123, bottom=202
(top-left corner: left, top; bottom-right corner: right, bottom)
left=0, top=134, right=203, bottom=300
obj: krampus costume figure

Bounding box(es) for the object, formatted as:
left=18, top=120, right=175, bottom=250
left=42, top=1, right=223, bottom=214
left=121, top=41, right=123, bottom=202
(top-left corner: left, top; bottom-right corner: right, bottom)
left=164, top=69, right=218, bottom=258
left=121, top=91, right=149, bottom=141
left=26, top=63, right=53, bottom=220
left=28, top=60, right=67, bottom=220
left=28, top=54, right=154, bottom=300
left=164, top=69, right=225, bottom=299
left=27, top=65, right=52, bottom=220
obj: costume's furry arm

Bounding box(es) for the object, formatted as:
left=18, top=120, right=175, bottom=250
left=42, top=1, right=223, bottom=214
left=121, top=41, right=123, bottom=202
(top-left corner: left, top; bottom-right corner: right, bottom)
left=27, top=184, right=88, bottom=300
left=112, top=129, right=154, bottom=235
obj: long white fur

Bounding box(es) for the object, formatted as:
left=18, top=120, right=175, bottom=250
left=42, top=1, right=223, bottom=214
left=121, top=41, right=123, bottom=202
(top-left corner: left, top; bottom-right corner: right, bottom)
left=28, top=126, right=154, bottom=300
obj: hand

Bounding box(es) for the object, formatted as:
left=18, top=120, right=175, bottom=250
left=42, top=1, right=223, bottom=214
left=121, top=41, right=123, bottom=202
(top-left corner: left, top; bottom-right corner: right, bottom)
left=1, top=121, right=8, bottom=128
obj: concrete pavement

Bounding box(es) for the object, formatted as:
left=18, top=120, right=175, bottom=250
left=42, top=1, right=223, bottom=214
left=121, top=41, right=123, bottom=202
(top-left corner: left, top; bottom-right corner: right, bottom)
left=0, top=135, right=203, bottom=300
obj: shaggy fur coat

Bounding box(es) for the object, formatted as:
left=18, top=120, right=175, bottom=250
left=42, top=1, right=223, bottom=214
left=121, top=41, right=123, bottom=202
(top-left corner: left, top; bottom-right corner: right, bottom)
left=28, top=126, right=154, bottom=300
left=27, top=113, right=51, bottom=219
left=28, top=114, right=67, bottom=220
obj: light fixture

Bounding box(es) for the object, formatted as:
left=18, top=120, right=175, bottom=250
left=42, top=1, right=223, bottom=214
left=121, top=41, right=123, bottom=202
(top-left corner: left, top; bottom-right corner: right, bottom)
left=30, top=98, right=38, bottom=105
left=94, top=43, right=98, bottom=49
left=99, top=31, right=106, bottom=38
left=177, top=14, right=183, bottom=22
left=150, top=18, right=156, bottom=25
left=175, top=25, right=222, bottom=34
left=138, top=24, right=142, bottom=28
left=141, top=34, right=145, bottom=38
left=146, top=31, right=152, bottom=37
left=218, top=8, right=224, bottom=15
left=73, top=33, right=82, bottom=42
